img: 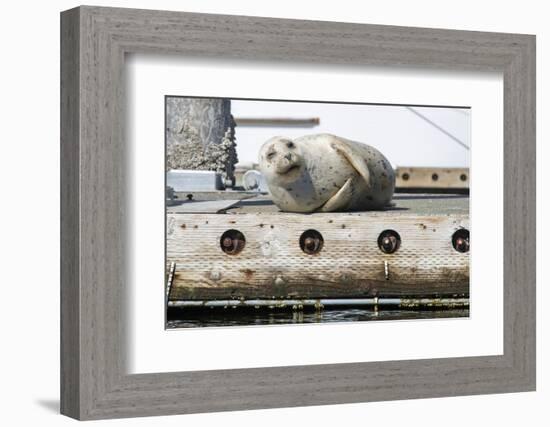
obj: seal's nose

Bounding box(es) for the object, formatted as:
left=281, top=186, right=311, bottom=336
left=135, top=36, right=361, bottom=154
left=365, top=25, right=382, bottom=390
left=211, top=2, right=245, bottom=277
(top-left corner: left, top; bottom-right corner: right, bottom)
left=284, top=153, right=292, bottom=161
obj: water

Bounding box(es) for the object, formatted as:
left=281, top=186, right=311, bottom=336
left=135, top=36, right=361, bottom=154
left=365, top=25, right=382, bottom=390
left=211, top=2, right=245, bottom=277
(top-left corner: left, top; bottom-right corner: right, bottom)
left=166, top=308, right=469, bottom=329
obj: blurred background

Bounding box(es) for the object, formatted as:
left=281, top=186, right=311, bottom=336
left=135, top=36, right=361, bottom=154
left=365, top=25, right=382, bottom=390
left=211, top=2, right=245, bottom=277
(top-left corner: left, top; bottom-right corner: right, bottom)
left=231, top=99, right=470, bottom=168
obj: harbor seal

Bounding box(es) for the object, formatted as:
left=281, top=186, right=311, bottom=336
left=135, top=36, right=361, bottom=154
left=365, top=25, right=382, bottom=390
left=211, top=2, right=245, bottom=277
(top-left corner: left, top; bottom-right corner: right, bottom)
left=258, top=133, right=395, bottom=213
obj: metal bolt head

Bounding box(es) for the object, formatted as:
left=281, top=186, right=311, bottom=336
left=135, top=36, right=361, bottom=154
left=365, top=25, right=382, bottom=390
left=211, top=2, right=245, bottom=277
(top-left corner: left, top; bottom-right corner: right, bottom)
left=220, top=230, right=246, bottom=255
left=452, top=229, right=470, bottom=253
left=304, top=236, right=320, bottom=253
left=380, top=235, right=398, bottom=253
left=299, top=230, right=324, bottom=254
left=377, top=230, right=401, bottom=254
left=454, top=236, right=469, bottom=253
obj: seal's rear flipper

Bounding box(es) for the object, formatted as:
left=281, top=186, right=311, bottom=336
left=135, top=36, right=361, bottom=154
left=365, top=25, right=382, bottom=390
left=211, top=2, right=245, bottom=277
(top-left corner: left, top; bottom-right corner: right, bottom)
left=330, top=140, right=371, bottom=189
left=318, top=178, right=353, bottom=212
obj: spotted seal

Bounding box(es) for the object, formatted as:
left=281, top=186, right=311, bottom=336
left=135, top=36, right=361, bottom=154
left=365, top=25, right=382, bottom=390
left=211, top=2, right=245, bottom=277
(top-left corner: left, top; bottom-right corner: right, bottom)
left=258, top=133, right=395, bottom=213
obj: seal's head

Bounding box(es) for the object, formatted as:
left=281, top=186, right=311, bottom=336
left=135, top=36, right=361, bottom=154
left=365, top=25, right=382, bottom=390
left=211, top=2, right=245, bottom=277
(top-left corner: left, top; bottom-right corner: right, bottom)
left=259, top=136, right=304, bottom=184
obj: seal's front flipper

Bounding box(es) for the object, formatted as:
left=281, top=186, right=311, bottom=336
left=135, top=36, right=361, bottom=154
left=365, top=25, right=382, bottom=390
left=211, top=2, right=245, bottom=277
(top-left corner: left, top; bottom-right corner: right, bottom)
left=331, top=140, right=371, bottom=189
left=318, top=178, right=353, bottom=212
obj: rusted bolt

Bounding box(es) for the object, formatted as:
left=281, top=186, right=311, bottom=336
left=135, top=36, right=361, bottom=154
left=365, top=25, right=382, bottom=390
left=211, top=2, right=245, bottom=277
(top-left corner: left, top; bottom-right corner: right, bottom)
left=299, top=229, right=324, bottom=254
left=460, top=173, right=468, bottom=182
left=220, top=229, right=246, bottom=255
left=381, top=236, right=396, bottom=251
left=304, top=237, right=318, bottom=252
left=377, top=230, right=401, bottom=254
left=431, top=173, right=439, bottom=181
left=452, top=229, right=470, bottom=253
left=402, top=173, right=410, bottom=181
left=455, top=237, right=469, bottom=252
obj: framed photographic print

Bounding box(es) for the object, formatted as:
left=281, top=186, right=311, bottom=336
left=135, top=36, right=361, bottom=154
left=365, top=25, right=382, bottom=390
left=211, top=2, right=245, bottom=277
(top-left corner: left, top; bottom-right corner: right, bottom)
left=61, top=5, right=535, bottom=420
left=164, top=96, right=472, bottom=330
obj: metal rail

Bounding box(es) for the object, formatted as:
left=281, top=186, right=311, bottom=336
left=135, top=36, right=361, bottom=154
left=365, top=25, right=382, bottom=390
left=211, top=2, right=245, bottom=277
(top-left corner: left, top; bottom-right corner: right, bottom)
left=234, top=117, right=320, bottom=127
left=168, top=297, right=469, bottom=309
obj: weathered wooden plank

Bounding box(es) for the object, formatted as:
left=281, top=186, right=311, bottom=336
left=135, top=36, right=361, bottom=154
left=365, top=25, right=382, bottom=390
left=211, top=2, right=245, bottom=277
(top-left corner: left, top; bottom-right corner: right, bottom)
left=167, top=211, right=469, bottom=299
left=395, top=167, right=469, bottom=190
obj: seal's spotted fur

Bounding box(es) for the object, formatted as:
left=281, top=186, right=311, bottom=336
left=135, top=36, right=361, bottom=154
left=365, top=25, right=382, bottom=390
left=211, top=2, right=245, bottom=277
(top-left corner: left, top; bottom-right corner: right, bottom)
left=258, top=133, right=395, bottom=213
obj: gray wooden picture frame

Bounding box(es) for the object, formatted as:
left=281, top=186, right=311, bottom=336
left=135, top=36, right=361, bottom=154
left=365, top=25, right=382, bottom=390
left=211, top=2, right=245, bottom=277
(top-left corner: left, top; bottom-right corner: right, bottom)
left=60, top=5, right=536, bottom=420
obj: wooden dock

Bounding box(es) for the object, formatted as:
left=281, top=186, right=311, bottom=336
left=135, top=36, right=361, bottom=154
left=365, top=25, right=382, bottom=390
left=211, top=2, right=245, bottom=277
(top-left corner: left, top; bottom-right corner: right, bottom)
left=392, top=167, right=468, bottom=192
left=166, top=193, right=469, bottom=301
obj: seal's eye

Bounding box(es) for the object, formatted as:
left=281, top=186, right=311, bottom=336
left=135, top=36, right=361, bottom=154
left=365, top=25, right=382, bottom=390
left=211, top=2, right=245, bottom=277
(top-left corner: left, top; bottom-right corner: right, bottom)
left=267, top=150, right=276, bottom=160
left=286, top=141, right=295, bottom=149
